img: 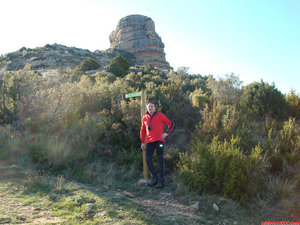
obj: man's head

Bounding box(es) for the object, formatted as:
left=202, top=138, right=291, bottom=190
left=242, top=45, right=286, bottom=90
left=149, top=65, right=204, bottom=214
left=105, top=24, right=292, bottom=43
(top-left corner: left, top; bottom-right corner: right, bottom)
left=146, top=102, right=156, bottom=115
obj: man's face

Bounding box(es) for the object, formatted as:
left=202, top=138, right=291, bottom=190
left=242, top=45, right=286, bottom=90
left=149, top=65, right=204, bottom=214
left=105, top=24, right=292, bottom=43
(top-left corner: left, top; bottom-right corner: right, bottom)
left=147, top=103, right=156, bottom=114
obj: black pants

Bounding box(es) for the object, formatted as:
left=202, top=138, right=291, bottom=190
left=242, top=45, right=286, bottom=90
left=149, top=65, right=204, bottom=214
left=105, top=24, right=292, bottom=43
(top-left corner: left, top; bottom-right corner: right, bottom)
left=146, top=141, right=165, bottom=181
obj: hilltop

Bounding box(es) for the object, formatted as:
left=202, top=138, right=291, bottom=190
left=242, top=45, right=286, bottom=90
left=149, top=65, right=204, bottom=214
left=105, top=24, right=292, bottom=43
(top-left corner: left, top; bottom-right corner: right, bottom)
left=0, top=43, right=135, bottom=73
left=0, top=14, right=171, bottom=74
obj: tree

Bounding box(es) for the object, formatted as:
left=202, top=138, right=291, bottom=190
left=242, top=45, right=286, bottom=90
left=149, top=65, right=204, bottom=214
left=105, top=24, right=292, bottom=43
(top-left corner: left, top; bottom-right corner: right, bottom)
left=0, top=65, right=43, bottom=125
left=72, top=57, right=102, bottom=82
left=285, top=90, right=300, bottom=120
left=76, top=57, right=101, bottom=72
left=106, top=54, right=130, bottom=77
left=207, top=73, right=242, bottom=106
left=240, top=80, right=287, bottom=120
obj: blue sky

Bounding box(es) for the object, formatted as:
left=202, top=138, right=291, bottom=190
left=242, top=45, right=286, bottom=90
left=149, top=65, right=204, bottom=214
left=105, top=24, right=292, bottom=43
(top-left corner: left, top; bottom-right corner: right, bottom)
left=1, top=0, right=299, bottom=94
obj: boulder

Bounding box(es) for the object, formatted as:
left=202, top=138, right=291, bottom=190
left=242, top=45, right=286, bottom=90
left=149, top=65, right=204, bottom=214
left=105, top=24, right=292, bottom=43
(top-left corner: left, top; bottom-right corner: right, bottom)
left=110, top=14, right=170, bottom=69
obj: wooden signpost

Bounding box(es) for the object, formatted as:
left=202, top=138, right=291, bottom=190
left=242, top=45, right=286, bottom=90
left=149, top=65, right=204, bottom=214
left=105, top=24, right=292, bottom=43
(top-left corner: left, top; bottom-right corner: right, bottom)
left=125, top=90, right=150, bottom=179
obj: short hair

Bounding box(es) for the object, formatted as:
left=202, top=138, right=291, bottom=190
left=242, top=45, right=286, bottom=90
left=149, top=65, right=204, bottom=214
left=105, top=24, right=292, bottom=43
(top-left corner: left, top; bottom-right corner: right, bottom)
left=147, top=101, right=156, bottom=107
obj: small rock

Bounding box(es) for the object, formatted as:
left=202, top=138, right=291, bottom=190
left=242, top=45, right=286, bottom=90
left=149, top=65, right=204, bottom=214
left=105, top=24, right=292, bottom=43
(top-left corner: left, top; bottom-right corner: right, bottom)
left=85, top=203, right=97, bottom=215
left=16, top=216, right=26, bottom=221
left=234, top=221, right=237, bottom=225
left=133, top=179, right=148, bottom=187
left=115, top=193, right=123, bottom=197
left=95, top=210, right=106, bottom=216
left=213, top=203, right=219, bottom=211
left=123, top=191, right=134, bottom=198
left=189, top=201, right=200, bottom=211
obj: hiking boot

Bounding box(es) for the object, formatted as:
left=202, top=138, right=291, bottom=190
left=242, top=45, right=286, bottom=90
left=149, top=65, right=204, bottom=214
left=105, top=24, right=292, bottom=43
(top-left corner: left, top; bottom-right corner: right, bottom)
left=155, top=178, right=164, bottom=189
left=147, top=177, right=158, bottom=187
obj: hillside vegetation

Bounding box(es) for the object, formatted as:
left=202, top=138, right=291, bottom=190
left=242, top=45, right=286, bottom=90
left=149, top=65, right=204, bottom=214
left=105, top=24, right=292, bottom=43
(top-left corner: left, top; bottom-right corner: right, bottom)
left=0, top=45, right=299, bottom=224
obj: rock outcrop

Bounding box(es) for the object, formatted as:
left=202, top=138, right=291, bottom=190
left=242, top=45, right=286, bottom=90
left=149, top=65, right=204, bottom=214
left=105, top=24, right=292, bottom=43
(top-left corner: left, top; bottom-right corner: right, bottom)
left=109, top=14, right=170, bottom=69
left=0, top=44, right=134, bottom=72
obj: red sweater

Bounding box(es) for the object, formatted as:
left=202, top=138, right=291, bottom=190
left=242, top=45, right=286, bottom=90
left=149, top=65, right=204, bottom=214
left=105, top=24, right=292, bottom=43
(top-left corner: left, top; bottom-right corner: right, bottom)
left=140, top=112, right=174, bottom=144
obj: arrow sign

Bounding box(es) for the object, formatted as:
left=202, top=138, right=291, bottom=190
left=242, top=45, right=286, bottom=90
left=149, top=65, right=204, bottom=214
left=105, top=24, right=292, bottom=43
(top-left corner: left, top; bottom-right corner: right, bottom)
left=125, top=91, right=142, bottom=98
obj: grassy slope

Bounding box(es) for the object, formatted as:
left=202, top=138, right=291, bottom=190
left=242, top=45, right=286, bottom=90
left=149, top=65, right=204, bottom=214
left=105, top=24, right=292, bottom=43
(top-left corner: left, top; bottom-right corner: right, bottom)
left=0, top=163, right=288, bottom=225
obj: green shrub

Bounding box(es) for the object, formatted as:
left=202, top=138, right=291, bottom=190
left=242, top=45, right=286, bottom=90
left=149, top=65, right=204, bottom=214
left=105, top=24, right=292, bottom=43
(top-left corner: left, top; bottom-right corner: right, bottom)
left=190, top=88, right=209, bottom=108
left=285, top=90, right=300, bottom=120
left=211, top=137, right=249, bottom=202
left=177, top=140, right=216, bottom=193
left=192, top=93, right=209, bottom=108
left=164, top=145, right=180, bottom=173
left=23, top=175, right=55, bottom=194
left=264, top=117, right=300, bottom=173
left=0, top=126, right=22, bottom=161
left=194, top=101, right=222, bottom=143
left=277, top=118, right=300, bottom=165
left=177, top=136, right=267, bottom=203
left=115, top=147, right=143, bottom=169
left=76, top=57, right=101, bottom=72
left=193, top=102, right=242, bottom=145
left=71, top=57, right=101, bottom=82
left=106, top=54, right=130, bottom=77
left=240, top=80, right=287, bottom=120
left=206, top=73, right=242, bottom=106
left=26, top=144, right=48, bottom=165
left=236, top=124, right=256, bottom=152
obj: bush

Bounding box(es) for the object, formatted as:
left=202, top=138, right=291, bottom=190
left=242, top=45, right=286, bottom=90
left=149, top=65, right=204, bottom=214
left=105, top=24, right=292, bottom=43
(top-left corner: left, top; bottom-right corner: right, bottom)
left=193, top=102, right=243, bottom=146
left=190, top=88, right=209, bottom=108
left=206, top=73, right=242, bottom=106
left=106, top=54, right=130, bottom=77
left=71, top=57, right=101, bottom=82
left=151, top=81, right=199, bottom=129
left=0, top=126, right=22, bottom=162
left=264, top=117, right=300, bottom=173
left=285, top=90, right=300, bottom=120
left=240, top=80, right=287, bottom=120
left=177, top=140, right=216, bottom=193
left=115, top=147, right=143, bottom=169
left=177, top=136, right=267, bottom=203
left=76, top=57, right=101, bottom=72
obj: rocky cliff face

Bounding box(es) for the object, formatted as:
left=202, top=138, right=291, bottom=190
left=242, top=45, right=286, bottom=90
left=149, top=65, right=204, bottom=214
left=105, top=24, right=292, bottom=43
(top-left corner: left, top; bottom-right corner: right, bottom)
left=109, top=14, right=170, bottom=69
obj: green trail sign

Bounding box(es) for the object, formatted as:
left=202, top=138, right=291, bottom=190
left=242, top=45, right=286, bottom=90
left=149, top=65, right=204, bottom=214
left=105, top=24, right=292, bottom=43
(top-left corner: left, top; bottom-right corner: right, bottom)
left=125, top=91, right=141, bottom=98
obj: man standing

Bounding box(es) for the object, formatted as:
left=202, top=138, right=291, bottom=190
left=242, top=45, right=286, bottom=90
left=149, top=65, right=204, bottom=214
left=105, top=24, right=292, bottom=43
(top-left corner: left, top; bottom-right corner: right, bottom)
left=140, top=102, right=174, bottom=188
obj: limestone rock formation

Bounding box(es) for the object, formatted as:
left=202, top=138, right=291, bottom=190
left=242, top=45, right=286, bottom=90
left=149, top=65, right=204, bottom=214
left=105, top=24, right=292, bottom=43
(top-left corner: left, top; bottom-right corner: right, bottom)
left=0, top=44, right=134, bottom=72
left=109, top=14, right=170, bottom=69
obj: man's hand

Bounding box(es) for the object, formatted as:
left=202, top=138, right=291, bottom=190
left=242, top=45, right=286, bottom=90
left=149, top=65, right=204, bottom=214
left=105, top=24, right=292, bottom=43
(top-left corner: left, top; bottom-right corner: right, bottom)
left=161, top=132, right=168, bottom=139
left=141, top=143, right=146, bottom=151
